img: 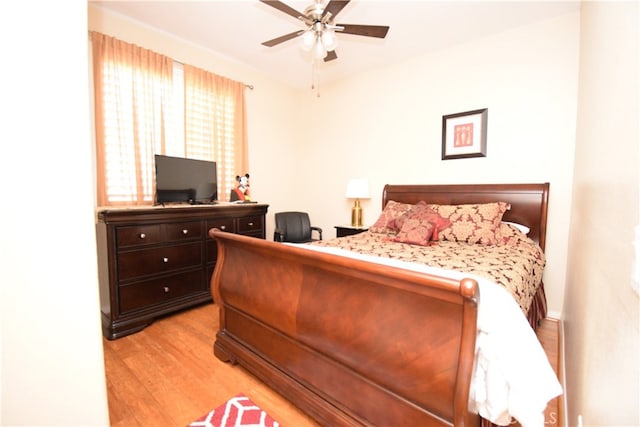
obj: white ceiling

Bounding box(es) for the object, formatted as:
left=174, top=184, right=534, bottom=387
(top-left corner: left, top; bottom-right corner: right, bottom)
left=90, top=0, right=580, bottom=89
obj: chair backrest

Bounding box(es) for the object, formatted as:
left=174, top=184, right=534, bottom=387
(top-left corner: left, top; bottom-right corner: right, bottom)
left=275, top=212, right=312, bottom=243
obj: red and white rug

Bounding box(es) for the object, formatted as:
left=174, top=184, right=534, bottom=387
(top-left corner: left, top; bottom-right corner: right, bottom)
left=188, top=394, right=281, bottom=427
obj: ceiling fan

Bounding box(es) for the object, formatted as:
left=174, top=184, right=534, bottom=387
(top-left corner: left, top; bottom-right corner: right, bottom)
left=259, top=0, right=390, bottom=62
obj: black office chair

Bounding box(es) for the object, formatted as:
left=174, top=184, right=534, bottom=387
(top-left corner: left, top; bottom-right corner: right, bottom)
left=274, top=211, right=323, bottom=243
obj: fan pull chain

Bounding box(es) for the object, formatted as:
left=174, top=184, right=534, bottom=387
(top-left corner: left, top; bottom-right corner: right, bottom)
left=311, top=60, right=321, bottom=98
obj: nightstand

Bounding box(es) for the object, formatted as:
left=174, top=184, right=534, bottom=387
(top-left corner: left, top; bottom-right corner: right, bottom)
left=335, top=225, right=369, bottom=238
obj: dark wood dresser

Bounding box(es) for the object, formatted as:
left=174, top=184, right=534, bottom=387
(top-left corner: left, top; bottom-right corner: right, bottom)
left=96, top=203, right=268, bottom=339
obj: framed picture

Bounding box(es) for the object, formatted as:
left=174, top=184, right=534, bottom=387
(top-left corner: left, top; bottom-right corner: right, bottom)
left=441, top=108, right=488, bottom=160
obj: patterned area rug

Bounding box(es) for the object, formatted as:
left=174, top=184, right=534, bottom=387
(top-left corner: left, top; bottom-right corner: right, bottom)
left=188, top=394, right=281, bottom=427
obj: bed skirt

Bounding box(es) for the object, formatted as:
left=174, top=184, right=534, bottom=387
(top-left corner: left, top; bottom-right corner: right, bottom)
left=528, top=283, right=548, bottom=330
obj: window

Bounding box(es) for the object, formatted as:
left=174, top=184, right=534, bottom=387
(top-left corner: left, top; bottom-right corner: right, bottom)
left=90, top=32, right=247, bottom=206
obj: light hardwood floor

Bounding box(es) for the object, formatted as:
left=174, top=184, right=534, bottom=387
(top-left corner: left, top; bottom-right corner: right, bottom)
left=103, top=303, right=561, bottom=426
left=537, top=317, right=562, bottom=427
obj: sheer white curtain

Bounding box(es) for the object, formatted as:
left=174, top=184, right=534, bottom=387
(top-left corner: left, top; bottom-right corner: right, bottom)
left=183, top=64, right=248, bottom=203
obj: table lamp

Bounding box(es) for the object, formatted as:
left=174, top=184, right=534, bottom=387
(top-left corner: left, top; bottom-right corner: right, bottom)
left=345, top=178, right=370, bottom=227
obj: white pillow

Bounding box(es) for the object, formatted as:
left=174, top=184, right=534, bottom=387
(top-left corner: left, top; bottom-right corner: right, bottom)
left=503, top=221, right=530, bottom=235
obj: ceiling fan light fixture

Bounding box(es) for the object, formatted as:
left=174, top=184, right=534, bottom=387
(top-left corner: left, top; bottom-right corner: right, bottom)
left=301, top=30, right=315, bottom=50
left=321, top=28, right=336, bottom=51
left=259, top=0, right=390, bottom=94
left=313, top=36, right=327, bottom=59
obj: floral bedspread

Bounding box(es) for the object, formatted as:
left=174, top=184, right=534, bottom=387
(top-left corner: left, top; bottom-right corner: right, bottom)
left=309, top=226, right=545, bottom=314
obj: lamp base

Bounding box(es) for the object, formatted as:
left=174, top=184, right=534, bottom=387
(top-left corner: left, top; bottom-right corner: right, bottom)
left=351, top=199, right=363, bottom=227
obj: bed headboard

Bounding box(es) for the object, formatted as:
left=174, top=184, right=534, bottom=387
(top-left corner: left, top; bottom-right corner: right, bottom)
left=382, top=183, right=550, bottom=251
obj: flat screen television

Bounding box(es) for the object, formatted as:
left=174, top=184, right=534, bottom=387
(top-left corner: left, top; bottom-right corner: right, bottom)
left=154, top=154, right=218, bottom=205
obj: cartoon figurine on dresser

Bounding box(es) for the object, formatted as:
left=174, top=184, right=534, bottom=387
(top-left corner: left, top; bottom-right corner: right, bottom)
left=230, top=173, right=251, bottom=202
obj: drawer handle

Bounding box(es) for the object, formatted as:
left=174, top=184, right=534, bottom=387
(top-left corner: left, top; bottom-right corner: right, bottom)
left=139, top=233, right=146, bottom=239
left=220, top=225, right=226, bottom=230
left=182, top=229, right=189, bottom=235
left=163, top=286, right=170, bottom=293
left=248, top=222, right=254, bottom=227
left=163, top=257, right=169, bottom=263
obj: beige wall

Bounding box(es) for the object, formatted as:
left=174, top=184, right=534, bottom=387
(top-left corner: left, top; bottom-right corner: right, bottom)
left=1, top=2, right=109, bottom=426
left=564, top=2, right=640, bottom=426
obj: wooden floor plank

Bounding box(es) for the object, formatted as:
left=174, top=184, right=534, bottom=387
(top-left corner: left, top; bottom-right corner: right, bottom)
left=102, top=303, right=561, bottom=426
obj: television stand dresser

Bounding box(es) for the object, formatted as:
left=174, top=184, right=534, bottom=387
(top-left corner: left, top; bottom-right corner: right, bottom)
left=96, top=203, right=268, bottom=339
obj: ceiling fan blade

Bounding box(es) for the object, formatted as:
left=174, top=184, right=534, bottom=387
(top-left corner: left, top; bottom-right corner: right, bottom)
left=323, top=1, right=350, bottom=21
left=336, top=24, right=390, bottom=38
left=259, top=0, right=305, bottom=20
left=324, top=50, right=338, bottom=62
left=261, top=30, right=305, bottom=47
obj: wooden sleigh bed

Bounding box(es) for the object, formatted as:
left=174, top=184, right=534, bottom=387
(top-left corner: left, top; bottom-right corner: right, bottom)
left=208, top=183, right=561, bottom=427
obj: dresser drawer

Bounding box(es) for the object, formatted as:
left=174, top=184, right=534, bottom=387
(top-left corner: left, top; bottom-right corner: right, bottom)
left=237, top=215, right=264, bottom=235
left=206, top=239, right=218, bottom=263
left=118, top=269, right=203, bottom=313
left=164, top=221, right=202, bottom=242
left=207, top=218, right=234, bottom=233
left=117, top=242, right=203, bottom=281
left=117, top=224, right=162, bottom=247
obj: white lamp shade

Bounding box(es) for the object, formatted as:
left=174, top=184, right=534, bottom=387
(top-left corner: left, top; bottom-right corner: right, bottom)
left=345, top=178, right=370, bottom=199
left=321, top=29, right=337, bottom=51
left=301, top=30, right=315, bottom=51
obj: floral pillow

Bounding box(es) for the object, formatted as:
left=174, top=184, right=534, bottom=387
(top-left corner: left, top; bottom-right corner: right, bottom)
left=413, top=204, right=452, bottom=240
left=502, top=221, right=530, bottom=235
left=497, top=221, right=530, bottom=246
left=391, top=205, right=451, bottom=246
left=392, top=216, right=435, bottom=246
left=427, top=201, right=510, bottom=245
left=369, top=200, right=416, bottom=234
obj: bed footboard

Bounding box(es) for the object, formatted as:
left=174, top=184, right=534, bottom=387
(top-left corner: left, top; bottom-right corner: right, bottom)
left=210, top=229, right=481, bottom=426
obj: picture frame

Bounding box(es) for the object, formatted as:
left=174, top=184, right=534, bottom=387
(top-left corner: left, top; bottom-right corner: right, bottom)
left=441, top=108, right=488, bottom=160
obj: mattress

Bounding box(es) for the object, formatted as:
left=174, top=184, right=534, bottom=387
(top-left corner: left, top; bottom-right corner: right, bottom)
left=309, top=224, right=545, bottom=315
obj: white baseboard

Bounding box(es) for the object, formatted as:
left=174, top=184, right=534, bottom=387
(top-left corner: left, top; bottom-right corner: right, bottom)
left=559, top=318, right=567, bottom=427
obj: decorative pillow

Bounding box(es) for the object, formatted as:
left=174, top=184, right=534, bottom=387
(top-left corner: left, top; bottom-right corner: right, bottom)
left=497, top=222, right=530, bottom=245
left=427, top=202, right=510, bottom=245
left=410, top=204, right=452, bottom=241
left=391, top=205, right=451, bottom=246
left=502, top=221, right=530, bottom=235
left=369, top=200, right=416, bottom=234
left=392, top=216, right=435, bottom=246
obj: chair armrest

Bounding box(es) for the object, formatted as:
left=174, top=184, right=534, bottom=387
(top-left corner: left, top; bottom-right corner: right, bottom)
left=311, top=226, right=323, bottom=241
left=274, top=228, right=285, bottom=242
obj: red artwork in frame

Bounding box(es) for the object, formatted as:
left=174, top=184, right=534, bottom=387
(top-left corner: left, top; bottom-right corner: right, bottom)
left=454, top=123, right=474, bottom=147
left=442, top=108, right=488, bottom=160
